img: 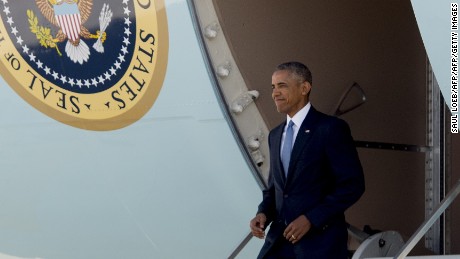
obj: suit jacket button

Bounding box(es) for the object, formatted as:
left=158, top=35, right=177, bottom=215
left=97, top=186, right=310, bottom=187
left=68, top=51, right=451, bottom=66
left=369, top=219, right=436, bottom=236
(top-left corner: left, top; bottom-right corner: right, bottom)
left=322, top=225, right=328, bottom=230
left=283, top=194, right=288, bottom=198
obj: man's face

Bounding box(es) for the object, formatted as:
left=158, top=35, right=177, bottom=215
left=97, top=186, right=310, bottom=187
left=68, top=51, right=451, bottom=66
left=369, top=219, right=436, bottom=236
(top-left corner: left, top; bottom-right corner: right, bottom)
left=271, top=70, right=310, bottom=117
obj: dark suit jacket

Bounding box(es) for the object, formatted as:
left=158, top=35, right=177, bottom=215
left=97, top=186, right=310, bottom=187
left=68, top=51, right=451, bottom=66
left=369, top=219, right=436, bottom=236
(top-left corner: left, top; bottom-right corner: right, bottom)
left=257, top=107, right=365, bottom=259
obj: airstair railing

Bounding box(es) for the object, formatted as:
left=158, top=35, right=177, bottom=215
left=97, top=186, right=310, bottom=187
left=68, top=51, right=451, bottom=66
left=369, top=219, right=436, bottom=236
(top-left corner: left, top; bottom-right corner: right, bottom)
left=395, top=178, right=460, bottom=259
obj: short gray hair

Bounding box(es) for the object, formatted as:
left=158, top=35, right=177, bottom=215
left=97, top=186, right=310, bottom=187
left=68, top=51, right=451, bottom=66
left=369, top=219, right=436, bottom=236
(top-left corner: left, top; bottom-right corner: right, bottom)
left=275, top=61, right=312, bottom=85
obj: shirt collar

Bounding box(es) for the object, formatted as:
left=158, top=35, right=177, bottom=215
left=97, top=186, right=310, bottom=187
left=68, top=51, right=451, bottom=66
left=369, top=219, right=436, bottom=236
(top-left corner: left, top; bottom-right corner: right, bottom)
left=286, top=102, right=311, bottom=128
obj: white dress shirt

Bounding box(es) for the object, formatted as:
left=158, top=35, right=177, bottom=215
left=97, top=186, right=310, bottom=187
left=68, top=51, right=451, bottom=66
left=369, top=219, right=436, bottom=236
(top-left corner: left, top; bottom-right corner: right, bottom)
left=280, top=102, right=311, bottom=154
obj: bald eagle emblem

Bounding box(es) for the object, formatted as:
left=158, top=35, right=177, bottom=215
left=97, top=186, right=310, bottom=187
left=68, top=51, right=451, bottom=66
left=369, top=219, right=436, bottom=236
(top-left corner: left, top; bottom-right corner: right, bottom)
left=27, top=0, right=113, bottom=64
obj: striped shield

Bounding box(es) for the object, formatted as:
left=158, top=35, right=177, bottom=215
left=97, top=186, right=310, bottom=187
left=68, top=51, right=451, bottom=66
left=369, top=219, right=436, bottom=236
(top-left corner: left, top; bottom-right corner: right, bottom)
left=53, top=2, right=81, bottom=42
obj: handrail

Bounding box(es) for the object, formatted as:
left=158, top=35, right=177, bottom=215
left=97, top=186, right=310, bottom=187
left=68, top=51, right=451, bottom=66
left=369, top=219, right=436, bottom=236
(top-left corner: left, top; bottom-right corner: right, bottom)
left=395, top=179, right=460, bottom=259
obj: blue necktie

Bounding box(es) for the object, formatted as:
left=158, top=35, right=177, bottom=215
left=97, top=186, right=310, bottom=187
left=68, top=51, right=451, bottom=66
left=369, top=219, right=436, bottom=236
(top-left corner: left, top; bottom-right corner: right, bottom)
left=281, top=120, right=294, bottom=176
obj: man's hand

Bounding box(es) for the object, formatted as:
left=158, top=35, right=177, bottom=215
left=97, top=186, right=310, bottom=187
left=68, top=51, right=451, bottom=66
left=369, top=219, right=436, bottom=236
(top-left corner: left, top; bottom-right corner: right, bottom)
left=250, top=213, right=267, bottom=239
left=283, top=215, right=311, bottom=244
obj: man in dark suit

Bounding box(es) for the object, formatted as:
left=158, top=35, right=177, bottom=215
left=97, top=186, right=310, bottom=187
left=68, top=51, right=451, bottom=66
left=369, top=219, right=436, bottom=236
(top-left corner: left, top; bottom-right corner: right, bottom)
left=250, top=62, right=365, bottom=258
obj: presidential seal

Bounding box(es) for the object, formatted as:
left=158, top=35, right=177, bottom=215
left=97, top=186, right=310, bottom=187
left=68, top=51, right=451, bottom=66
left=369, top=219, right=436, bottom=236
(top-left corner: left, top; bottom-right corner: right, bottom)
left=0, top=0, right=168, bottom=130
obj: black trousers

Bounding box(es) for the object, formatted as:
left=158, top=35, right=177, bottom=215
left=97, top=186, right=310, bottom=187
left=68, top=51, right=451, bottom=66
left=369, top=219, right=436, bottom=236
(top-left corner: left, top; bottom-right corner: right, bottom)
left=264, top=236, right=296, bottom=259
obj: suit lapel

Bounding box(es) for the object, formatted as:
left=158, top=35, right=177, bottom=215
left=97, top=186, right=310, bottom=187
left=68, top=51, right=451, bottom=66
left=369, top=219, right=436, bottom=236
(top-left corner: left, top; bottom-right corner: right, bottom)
left=285, top=107, right=320, bottom=185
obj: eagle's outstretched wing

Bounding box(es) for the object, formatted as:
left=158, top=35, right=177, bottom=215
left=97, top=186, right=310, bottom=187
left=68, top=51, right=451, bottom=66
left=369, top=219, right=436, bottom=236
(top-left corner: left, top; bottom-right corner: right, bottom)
left=78, top=0, right=93, bottom=24
left=35, top=0, right=59, bottom=27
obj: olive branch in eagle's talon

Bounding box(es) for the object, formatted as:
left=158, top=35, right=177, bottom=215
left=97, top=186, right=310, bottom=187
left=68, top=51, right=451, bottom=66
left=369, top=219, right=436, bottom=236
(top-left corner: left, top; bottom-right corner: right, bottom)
left=27, top=9, right=62, bottom=56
